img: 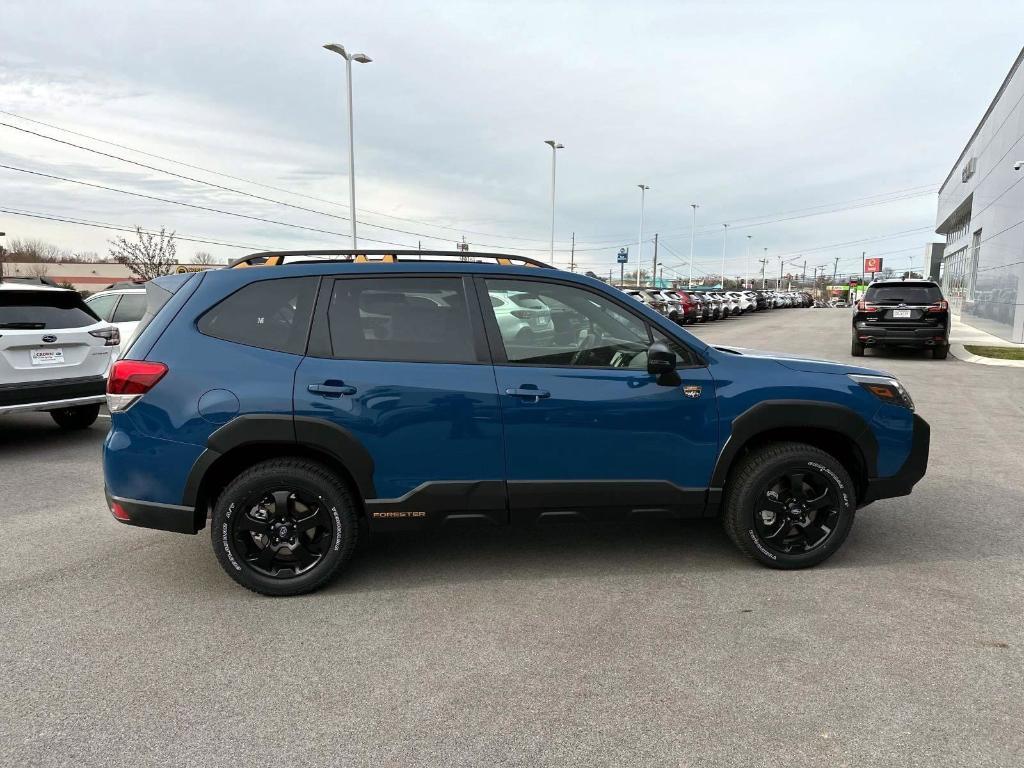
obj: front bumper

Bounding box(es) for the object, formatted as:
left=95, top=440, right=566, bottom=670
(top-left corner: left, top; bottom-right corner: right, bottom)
left=861, top=413, right=930, bottom=504
left=0, top=375, right=107, bottom=415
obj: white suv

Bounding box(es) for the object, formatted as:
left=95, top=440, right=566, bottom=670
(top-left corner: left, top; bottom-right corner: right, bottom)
left=85, top=285, right=147, bottom=347
left=0, top=281, right=120, bottom=428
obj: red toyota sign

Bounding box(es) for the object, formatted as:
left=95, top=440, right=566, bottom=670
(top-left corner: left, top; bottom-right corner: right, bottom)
left=864, top=257, right=882, bottom=273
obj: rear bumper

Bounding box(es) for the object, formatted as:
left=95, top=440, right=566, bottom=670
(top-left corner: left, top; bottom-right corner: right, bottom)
left=0, top=375, right=106, bottom=414
left=854, top=323, right=949, bottom=346
left=861, top=413, right=930, bottom=504
left=105, top=488, right=199, bottom=534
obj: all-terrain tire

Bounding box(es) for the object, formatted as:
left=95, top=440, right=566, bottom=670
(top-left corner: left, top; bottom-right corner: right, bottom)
left=851, top=337, right=865, bottom=357
left=211, top=458, right=359, bottom=596
left=722, top=442, right=857, bottom=569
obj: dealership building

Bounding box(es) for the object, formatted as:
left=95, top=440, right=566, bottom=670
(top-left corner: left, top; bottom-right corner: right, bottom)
left=936, top=46, right=1024, bottom=343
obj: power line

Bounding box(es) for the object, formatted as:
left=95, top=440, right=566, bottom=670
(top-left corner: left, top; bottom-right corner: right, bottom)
left=0, top=111, right=557, bottom=245
left=0, top=205, right=273, bottom=250
left=0, top=162, right=419, bottom=248
left=1, top=111, right=940, bottom=253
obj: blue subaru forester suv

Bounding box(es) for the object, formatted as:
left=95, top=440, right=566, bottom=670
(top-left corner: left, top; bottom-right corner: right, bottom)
left=103, top=251, right=929, bottom=595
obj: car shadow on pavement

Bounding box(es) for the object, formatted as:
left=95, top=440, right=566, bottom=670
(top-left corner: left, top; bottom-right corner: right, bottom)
left=0, top=413, right=105, bottom=457
left=325, top=518, right=749, bottom=594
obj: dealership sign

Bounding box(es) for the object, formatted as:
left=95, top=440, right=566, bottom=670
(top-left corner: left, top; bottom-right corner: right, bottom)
left=864, top=257, right=882, bottom=273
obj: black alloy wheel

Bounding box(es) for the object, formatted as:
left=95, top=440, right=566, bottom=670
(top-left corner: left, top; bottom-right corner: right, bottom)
left=211, top=458, right=358, bottom=595
left=752, top=469, right=840, bottom=556
left=231, top=489, right=336, bottom=578
left=722, top=442, right=856, bottom=569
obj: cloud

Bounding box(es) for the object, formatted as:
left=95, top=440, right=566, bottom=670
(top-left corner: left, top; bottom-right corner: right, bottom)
left=1, top=0, right=1022, bottom=273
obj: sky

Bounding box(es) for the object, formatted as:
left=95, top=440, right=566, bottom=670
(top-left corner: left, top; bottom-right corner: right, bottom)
left=1, top=0, right=1023, bottom=282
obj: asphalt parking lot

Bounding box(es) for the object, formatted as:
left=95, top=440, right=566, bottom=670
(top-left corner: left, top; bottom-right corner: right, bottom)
left=2, top=308, right=1022, bottom=768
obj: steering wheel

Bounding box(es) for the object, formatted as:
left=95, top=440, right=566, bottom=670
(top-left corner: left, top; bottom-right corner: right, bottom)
left=570, top=328, right=600, bottom=366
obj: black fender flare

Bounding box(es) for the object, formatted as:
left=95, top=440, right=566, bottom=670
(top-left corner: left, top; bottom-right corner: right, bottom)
left=709, top=399, right=878, bottom=489
left=182, top=414, right=376, bottom=507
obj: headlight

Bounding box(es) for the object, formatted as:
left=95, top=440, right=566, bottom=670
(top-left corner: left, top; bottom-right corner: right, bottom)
left=849, top=374, right=914, bottom=411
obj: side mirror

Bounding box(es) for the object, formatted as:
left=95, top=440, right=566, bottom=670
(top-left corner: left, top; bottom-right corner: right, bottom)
left=646, top=341, right=676, bottom=375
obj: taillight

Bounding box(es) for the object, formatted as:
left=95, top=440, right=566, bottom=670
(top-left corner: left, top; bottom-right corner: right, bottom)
left=106, top=360, right=167, bottom=412
left=90, top=326, right=121, bottom=346
left=510, top=310, right=533, bottom=319
left=927, top=300, right=949, bottom=313
left=857, top=300, right=878, bottom=313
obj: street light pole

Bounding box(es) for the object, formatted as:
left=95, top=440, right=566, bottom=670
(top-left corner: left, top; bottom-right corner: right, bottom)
left=720, top=223, right=729, bottom=289
left=745, top=234, right=752, bottom=290
left=636, top=185, right=649, bottom=287
left=324, top=43, right=372, bottom=249
left=688, top=203, right=699, bottom=287
left=544, top=140, right=564, bottom=265
left=762, top=247, right=768, bottom=289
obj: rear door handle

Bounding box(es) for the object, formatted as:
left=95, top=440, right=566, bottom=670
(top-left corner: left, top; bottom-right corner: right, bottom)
left=505, top=387, right=550, bottom=402
left=308, top=382, right=357, bottom=397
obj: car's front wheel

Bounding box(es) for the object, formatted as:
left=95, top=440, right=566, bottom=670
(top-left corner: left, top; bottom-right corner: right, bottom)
left=50, top=404, right=100, bottom=430
left=211, top=458, right=359, bottom=596
left=722, top=442, right=856, bottom=569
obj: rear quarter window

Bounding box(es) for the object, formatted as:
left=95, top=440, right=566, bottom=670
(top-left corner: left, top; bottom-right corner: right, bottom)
left=0, top=290, right=99, bottom=329
left=197, top=277, right=318, bottom=354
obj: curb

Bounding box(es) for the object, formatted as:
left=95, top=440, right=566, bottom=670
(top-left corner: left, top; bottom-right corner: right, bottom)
left=949, top=343, right=1024, bottom=368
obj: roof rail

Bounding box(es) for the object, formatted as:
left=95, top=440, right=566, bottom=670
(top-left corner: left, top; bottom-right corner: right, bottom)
left=227, top=249, right=553, bottom=270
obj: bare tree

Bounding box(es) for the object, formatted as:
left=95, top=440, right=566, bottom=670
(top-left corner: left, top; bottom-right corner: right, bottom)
left=26, top=262, right=50, bottom=278
left=193, top=250, right=215, bottom=265
left=108, top=227, right=177, bottom=280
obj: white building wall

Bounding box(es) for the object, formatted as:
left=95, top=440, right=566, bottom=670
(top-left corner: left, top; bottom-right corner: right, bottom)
left=936, top=48, right=1024, bottom=343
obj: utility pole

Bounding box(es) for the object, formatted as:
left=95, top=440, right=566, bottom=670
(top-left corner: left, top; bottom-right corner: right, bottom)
left=778, top=255, right=784, bottom=290
left=652, top=232, right=659, bottom=286
left=0, top=231, right=6, bottom=280
left=802, top=259, right=807, bottom=288
left=569, top=232, right=576, bottom=272
left=833, top=257, right=839, bottom=282
left=759, top=257, right=768, bottom=289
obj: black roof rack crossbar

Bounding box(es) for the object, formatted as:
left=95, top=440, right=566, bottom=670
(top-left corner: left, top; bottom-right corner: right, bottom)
left=228, top=249, right=553, bottom=270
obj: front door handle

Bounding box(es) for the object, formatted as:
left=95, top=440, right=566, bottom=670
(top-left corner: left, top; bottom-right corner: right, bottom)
left=308, top=381, right=357, bottom=397
left=505, top=387, right=550, bottom=402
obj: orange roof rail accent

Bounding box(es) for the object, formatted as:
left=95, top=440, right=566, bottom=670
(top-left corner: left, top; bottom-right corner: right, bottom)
left=226, top=250, right=554, bottom=269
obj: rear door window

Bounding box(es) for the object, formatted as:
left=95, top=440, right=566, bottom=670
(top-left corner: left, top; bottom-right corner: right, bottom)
left=0, top=290, right=99, bottom=329
left=197, top=277, right=318, bottom=354
left=327, top=277, right=478, bottom=363
left=111, top=293, right=147, bottom=322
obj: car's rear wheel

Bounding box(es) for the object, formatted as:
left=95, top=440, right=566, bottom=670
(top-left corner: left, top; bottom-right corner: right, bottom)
left=933, top=345, right=949, bottom=360
left=722, top=442, right=856, bottom=569
left=851, top=337, right=865, bottom=356
left=211, top=458, right=359, bottom=596
left=50, top=404, right=100, bottom=430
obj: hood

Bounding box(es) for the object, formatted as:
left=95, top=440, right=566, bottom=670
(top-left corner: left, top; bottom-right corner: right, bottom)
left=712, top=345, right=891, bottom=377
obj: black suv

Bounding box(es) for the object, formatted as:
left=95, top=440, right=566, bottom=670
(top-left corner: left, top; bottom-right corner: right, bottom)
left=852, top=279, right=950, bottom=359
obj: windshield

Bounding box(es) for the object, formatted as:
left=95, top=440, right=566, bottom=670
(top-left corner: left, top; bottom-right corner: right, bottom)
left=0, top=290, right=99, bottom=329
left=865, top=283, right=943, bottom=304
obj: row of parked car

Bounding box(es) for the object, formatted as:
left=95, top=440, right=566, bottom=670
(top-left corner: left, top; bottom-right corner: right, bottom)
left=622, top=286, right=814, bottom=324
